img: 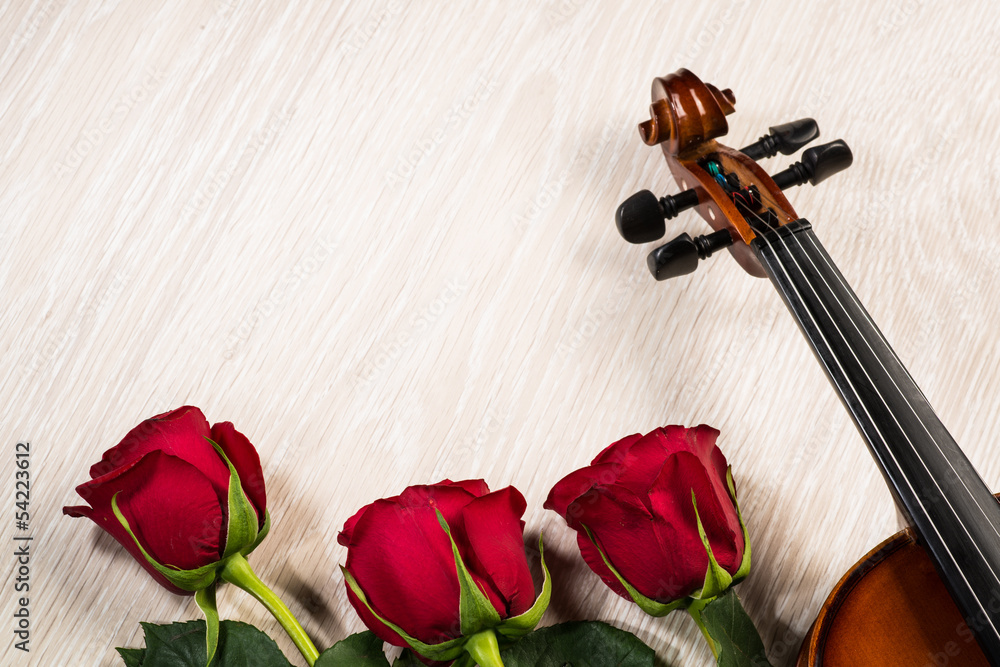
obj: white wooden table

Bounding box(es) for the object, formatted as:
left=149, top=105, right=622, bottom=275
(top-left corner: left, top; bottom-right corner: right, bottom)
left=4, top=1, right=1000, bottom=665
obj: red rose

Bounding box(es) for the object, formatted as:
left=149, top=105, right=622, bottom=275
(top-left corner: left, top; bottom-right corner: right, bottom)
left=338, top=480, right=549, bottom=665
left=63, top=406, right=269, bottom=594
left=544, top=425, right=748, bottom=611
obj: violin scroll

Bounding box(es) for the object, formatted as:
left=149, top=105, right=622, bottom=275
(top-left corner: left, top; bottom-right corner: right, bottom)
left=637, top=71, right=735, bottom=154
left=617, top=69, right=853, bottom=280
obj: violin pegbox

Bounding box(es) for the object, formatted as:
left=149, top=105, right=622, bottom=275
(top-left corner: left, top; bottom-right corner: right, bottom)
left=616, top=69, right=853, bottom=280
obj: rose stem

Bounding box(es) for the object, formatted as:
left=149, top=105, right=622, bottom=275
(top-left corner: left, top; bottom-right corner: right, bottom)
left=686, top=598, right=720, bottom=659
left=463, top=629, right=504, bottom=667
left=220, top=553, right=320, bottom=666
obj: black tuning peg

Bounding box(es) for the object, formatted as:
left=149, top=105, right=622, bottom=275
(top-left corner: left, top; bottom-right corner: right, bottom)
left=647, top=229, right=734, bottom=281
left=616, top=188, right=699, bottom=244
left=740, top=118, right=820, bottom=160
left=771, top=139, right=853, bottom=189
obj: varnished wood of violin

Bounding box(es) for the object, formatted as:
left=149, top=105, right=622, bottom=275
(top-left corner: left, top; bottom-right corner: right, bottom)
left=640, top=69, right=800, bottom=277
left=797, top=526, right=990, bottom=666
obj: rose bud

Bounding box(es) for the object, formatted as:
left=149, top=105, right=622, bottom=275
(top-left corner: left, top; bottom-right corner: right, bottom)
left=338, top=480, right=551, bottom=666
left=62, top=406, right=315, bottom=666
left=64, top=406, right=269, bottom=592
left=544, top=425, right=750, bottom=616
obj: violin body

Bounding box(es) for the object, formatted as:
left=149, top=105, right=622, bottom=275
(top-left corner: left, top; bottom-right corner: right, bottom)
left=798, top=526, right=990, bottom=666
left=616, top=69, right=1000, bottom=665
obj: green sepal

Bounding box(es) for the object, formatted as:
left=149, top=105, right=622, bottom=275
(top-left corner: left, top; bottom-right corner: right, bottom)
left=341, top=566, right=468, bottom=662
left=690, top=490, right=734, bottom=601
left=195, top=584, right=221, bottom=666
left=580, top=525, right=685, bottom=617
left=111, top=492, right=221, bottom=591
left=496, top=534, right=550, bottom=639
left=726, top=467, right=752, bottom=584
left=434, top=509, right=503, bottom=636
left=205, top=437, right=261, bottom=559
left=244, top=510, right=271, bottom=556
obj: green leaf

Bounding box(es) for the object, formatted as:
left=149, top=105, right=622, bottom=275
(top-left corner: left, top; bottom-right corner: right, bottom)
left=117, top=647, right=145, bottom=666
left=205, top=437, right=261, bottom=559
left=117, top=620, right=294, bottom=667
left=434, top=509, right=503, bottom=636
left=498, top=621, right=655, bottom=667
left=391, top=650, right=424, bottom=667
left=580, top=525, right=685, bottom=617
left=315, top=631, right=390, bottom=667
left=496, top=534, right=551, bottom=639
left=700, top=590, right=773, bottom=667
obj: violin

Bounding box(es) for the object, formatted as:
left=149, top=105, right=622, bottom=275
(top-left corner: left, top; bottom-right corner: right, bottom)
left=615, top=69, right=1000, bottom=666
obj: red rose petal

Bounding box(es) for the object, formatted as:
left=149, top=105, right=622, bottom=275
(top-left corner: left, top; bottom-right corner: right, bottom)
left=612, top=425, right=725, bottom=506
left=590, top=432, right=644, bottom=466
left=342, top=570, right=454, bottom=667
left=338, top=481, right=483, bottom=548
left=210, top=421, right=267, bottom=525
left=568, top=484, right=678, bottom=601
left=343, top=572, right=410, bottom=647
left=575, top=531, right=630, bottom=600
left=395, top=483, right=480, bottom=528
left=456, top=487, right=535, bottom=617
left=89, top=407, right=230, bottom=502
left=64, top=450, right=224, bottom=594
left=337, top=503, right=370, bottom=547
left=543, top=462, right=620, bottom=520
left=696, top=426, right=733, bottom=492
left=610, top=432, right=675, bottom=497
left=434, top=478, right=490, bottom=498
left=648, top=450, right=743, bottom=583
left=345, top=495, right=466, bottom=644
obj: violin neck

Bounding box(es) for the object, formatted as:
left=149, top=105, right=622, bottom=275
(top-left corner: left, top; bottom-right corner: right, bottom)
left=750, top=218, right=1000, bottom=657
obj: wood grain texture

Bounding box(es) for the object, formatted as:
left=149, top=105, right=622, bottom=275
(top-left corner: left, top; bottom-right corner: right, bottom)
left=2, top=1, right=999, bottom=665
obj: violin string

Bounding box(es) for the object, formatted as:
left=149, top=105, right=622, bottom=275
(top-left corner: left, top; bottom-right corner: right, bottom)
left=799, top=230, right=1000, bottom=533
left=731, top=180, right=1000, bottom=632
left=748, top=175, right=1000, bottom=539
